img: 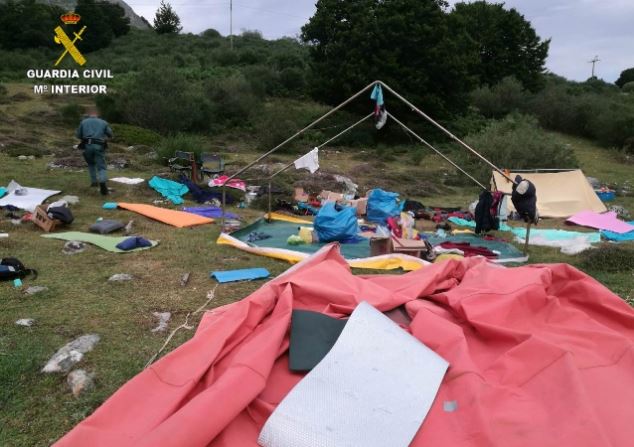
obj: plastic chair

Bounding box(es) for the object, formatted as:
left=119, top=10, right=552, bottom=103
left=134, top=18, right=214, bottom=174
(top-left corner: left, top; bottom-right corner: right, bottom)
left=168, top=151, right=196, bottom=179
left=199, top=153, right=225, bottom=179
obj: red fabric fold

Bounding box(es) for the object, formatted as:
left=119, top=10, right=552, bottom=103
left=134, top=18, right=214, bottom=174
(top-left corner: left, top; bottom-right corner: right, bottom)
left=55, top=245, right=634, bottom=447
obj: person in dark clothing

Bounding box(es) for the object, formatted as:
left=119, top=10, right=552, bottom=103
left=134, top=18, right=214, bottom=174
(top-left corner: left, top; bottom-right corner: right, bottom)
left=511, top=175, right=539, bottom=224
left=474, top=190, right=499, bottom=234
left=76, top=107, right=113, bottom=195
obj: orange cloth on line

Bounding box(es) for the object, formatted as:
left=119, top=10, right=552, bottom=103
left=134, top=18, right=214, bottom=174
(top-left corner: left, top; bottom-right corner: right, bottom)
left=118, top=203, right=213, bottom=228
left=55, top=245, right=634, bottom=447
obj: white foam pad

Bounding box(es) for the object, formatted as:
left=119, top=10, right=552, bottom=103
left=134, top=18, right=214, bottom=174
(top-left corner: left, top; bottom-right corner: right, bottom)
left=258, top=301, right=449, bottom=447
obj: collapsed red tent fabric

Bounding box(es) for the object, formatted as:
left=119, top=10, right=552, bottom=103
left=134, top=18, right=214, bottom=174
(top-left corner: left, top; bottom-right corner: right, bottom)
left=55, top=245, right=634, bottom=447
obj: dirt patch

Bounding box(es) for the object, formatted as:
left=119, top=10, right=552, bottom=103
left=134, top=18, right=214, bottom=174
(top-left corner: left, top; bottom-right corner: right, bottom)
left=48, top=157, right=85, bottom=169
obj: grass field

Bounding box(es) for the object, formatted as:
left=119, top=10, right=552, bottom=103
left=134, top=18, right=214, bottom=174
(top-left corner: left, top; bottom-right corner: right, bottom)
left=0, top=86, right=633, bottom=446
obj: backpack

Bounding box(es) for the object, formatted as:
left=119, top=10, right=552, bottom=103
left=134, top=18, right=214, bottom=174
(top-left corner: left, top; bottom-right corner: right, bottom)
left=0, top=258, right=37, bottom=282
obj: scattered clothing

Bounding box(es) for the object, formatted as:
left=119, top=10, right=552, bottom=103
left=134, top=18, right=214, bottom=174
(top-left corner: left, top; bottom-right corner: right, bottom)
left=474, top=191, right=499, bottom=234
left=439, top=242, right=498, bottom=258
left=182, top=206, right=238, bottom=220
left=179, top=176, right=227, bottom=204
left=246, top=231, right=272, bottom=243
left=209, top=175, right=246, bottom=192
left=608, top=205, right=631, bottom=220
left=47, top=206, right=74, bottom=225
left=511, top=227, right=600, bottom=255
left=567, top=211, right=634, bottom=234
left=370, top=83, right=388, bottom=129
left=116, top=237, right=153, bottom=251
left=148, top=176, right=189, bottom=205
left=210, top=268, right=270, bottom=283
left=427, top=233, right=528, bottom=263
left=110, top=177, right=145, bottom=185
left=294, top=148, right=320, bottom=174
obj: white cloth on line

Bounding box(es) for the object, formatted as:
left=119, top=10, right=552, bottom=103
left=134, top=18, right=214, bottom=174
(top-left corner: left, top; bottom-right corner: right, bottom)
left=294, top=148, right=319, bottom=174
left=109, top=177, right=145, bottom=185
left=258, top=301, right=449, bottom=447
left=0, top=181, right=61, bottom=213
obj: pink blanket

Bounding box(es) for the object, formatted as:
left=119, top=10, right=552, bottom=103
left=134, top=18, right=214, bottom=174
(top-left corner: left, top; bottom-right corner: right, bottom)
left=209, top=175, right=246, bottom=192
left=567, top=211, right=634, bottom=234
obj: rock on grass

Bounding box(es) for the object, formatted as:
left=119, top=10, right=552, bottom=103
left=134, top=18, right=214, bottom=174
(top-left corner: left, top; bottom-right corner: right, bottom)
left=67, top=369, right=95, bottom=397
left=42, top=334, right=100, bottom=374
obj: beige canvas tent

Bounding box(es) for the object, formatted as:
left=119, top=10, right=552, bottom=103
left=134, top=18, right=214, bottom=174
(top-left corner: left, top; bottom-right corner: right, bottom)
left=491, top=169, right=607, bottom=218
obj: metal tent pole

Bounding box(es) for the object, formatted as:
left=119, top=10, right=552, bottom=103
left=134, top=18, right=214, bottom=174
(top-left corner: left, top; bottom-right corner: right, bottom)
left=388, top=113, right=488, bottom=191
left=267, top=181, right=272, bottom=222
left=379, top=81, right=516, bottom=184
left=223, top=81, right=378, bottom=184
left=265, top=113, right=374, bottom=218
left=524, top=221, right=532, bottom=255
left=268, top=113, right=374, bottom=180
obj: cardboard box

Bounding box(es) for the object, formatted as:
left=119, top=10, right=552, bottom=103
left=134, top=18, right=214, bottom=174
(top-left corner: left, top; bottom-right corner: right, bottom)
left=33, top=205, right=61, bottom=232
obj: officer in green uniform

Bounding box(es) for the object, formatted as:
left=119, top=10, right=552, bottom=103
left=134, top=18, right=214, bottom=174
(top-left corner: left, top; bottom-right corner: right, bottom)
left=75, top=107, right=113, bottom=195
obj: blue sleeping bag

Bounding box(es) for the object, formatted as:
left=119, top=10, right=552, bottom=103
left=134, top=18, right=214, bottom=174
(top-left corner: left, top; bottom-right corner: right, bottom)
left=367, top=188, right=400, bottom=224
left=314, top=202, right=359, bottom=243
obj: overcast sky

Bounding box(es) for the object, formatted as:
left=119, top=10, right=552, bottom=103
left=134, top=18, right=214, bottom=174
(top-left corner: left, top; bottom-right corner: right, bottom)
left=127, top=0, right=633, bottom=82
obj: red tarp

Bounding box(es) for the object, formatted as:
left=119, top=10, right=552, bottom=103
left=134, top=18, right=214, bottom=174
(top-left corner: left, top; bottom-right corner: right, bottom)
left=55, top=245, right=634, bottom=447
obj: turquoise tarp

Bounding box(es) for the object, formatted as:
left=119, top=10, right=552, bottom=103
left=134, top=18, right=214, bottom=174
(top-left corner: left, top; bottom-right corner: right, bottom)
left=149, top=176, right=189, bottom=205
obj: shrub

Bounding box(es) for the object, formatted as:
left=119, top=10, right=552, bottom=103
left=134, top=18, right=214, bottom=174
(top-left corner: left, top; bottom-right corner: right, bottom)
left=214, top=48, right=239, bottom=66
left=279, top=67, right=306, bottom=96
left=95, top=94, right=124, bottom=123
left=458, top=114, right=578, bottom=185
left=409, top=147, right=426, bottom=165
left=201, top=28, right=221, bottom=39
left=241, top=65, right=280, bottom=97
left=117, top=68, right=211, bottom=133
left=622, top=82, right=634, bottom=93
left=526, top=78, right=634, bottom=150
left=253, top=103, right=302, bottom=151
left=206, top=74, right=258, bottom=126
left=111, top=124, right=162, bottom=147
left=156, top=133, right=207, bottom=163
left=470, top=76, right=528, bottom=118
left=59, top=103, right=83, bottom=124
left=580, top=245, right=634, bottom=273
left=238, top=49, right=265, bottom=65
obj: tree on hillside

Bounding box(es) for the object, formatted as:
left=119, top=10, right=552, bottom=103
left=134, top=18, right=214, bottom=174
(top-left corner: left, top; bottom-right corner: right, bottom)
left=75, top=0, right=114, bottom=52
left=616, top=68, right=634, bottom=88
left=301, top=0, right=476, bottom=117
left=450, top=1, right=550, bottom=91
left=154, top=1, right=182, bottom=34
left=100, top=2, right=131, bottom=38
left=0, top=0, right=63, bottom=50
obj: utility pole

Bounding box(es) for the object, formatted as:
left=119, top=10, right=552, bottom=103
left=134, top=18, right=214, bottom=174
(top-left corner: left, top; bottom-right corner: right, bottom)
left=589, top=55, right=600, bottom=78
left=230, top=0, right=233, bottom=50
